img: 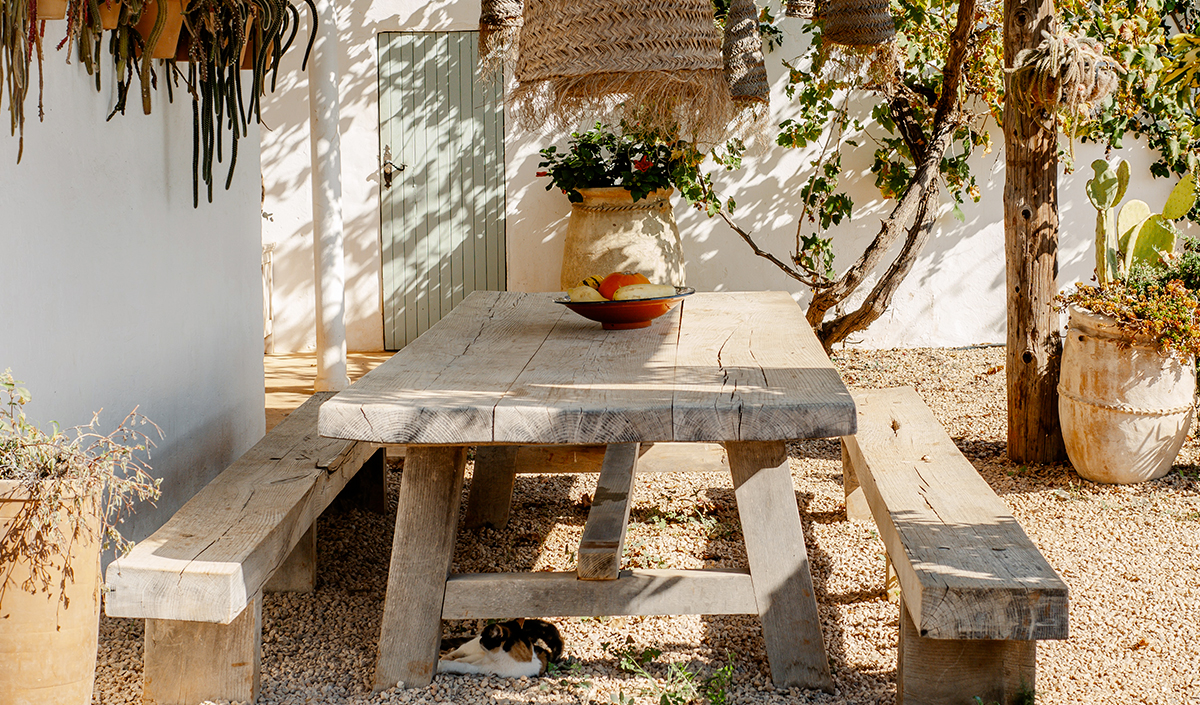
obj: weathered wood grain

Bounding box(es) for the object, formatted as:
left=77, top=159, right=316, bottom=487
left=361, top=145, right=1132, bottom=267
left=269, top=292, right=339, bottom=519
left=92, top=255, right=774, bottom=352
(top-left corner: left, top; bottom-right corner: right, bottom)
left=319, top=292, right=566, bottom=444
left=441, top=569, right=757, bottom=619
left=726, top=441, right=833, bottom=693
left=577, top=443, right=639, bottom=580
left=493, top=305, right=682, bottom=443
left=842, top=387, right=1069, bottom=641
left=897, top=598, right=1036, bottom=705
left=142, top=592, right=262, bottom=705
left=673, top=292, right=856, bottom=442
left=842, top=443, right=872, bottom=521
left=263, top=524, right=316, bottom=593
left=463, top=445, right=519, bottom=529
left=105, top=393, right=379, bottom=624
left=374, top=445, right=468, bottom=691
left=320, top=291, right=855, bottom=445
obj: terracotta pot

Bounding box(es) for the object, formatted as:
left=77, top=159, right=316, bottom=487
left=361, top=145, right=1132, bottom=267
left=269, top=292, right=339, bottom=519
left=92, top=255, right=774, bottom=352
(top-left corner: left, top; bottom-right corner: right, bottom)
left=1059, top=305, right=1196, bottom=484
left=98, top=0, right=122, bottom=30
left=0, top=481, right=102, bottom=705
left=559, top=187, right=686, bottom=291
left=134, top=0, right=186, bottom=59
left=37, top=0, right=69, bottom=20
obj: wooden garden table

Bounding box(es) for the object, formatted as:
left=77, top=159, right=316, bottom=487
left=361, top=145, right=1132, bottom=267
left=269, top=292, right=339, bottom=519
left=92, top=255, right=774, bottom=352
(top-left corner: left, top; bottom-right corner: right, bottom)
left=318, top=290, right=856, bottom=693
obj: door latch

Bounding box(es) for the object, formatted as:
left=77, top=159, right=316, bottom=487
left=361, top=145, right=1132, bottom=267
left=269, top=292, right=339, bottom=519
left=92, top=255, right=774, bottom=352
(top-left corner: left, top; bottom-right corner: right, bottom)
left=382, top=145, right=406, bottom=189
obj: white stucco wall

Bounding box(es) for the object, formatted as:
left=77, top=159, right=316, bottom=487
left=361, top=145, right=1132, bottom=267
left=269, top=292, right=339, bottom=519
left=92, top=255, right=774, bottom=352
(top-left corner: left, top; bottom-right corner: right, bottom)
left=261, top=0, right=1190, bottom=352
left=0, top=45, right=265, bottom=547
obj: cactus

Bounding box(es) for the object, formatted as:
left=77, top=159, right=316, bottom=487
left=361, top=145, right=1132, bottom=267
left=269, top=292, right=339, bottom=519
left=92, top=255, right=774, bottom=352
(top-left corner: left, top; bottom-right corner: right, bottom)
left=1086, top=158, right=1197, bottom=284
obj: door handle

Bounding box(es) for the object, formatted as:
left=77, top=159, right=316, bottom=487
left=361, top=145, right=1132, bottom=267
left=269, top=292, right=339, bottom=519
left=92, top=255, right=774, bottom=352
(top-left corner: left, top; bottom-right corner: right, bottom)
left=382, top=145, right=406, bottom=189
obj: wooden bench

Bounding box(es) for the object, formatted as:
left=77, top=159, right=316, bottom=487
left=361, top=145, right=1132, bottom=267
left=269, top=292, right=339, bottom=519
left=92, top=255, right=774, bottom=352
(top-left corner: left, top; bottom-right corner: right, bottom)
left=104, top=392, right=384, bottom=705
left=841, top=388, right=1068, bottom=705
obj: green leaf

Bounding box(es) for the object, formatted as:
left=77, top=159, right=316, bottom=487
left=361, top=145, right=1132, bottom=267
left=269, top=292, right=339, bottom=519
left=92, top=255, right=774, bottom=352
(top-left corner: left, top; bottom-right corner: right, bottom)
left=1162, top=173, right=1197, bottom=219
left=1128, top=214, right=1180, bottom=269
left=1086, top=159, right=1121, bottom=210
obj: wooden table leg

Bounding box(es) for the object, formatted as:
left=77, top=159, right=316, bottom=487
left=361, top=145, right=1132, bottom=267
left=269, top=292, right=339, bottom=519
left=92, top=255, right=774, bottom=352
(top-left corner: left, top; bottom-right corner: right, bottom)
left=462, top=445, right=518, bottom=529
left=725, top=440, right=834, bottom=693
left=373, top=445, right=468, bottom=691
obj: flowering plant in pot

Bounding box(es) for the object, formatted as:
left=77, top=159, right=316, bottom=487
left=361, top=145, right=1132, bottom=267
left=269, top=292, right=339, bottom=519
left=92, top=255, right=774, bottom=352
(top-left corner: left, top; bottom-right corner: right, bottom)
left=1057, top=158, right=1200, bottom=484
left=538, top=122, right=713, bottom=290
left=0, top=369, right=161, bottom=704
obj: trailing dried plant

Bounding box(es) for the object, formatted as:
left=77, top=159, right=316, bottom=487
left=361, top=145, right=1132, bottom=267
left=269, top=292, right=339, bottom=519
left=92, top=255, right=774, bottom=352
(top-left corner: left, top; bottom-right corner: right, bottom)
left=1, top=0, right=39, bottom=162
left=0, top=369, right=161, bottom=606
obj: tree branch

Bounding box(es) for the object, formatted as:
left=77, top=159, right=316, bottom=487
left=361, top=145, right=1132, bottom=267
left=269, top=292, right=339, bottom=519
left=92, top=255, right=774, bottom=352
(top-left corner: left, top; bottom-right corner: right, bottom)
left=718, top=210, right=831, bottom=289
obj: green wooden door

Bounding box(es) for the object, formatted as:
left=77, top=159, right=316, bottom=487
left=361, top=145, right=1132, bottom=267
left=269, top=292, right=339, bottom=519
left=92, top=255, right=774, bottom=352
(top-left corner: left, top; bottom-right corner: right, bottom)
left=378, top=31, right=506, bottom=350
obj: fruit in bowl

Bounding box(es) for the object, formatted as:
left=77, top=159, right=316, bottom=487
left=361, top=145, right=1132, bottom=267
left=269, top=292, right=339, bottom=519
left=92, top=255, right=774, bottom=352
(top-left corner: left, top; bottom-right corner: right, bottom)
left=557, top=271, right=694, bottom=329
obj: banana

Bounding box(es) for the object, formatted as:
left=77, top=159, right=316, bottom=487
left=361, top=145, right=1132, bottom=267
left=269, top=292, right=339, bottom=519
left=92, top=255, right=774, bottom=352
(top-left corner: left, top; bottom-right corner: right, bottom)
left=611, top=283, right=677, bottom=300
left=567, top=285, right=607, bottom=302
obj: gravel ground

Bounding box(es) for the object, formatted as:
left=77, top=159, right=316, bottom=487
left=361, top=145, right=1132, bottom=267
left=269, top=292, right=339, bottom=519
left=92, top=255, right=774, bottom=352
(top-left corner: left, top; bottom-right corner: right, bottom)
left=93, top=347, right=1200, bottom=705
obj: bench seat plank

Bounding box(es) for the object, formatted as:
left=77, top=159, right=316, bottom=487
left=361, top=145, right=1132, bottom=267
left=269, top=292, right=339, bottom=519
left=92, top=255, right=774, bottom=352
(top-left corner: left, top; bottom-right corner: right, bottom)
left=842, top=388, right=1068, bottom=641
left=105, top=392, right=378, bottom=624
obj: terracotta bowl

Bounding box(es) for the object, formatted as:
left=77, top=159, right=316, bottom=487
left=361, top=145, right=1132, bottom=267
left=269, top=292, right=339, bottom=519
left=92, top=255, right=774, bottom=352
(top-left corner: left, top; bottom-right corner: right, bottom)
left=554, top=287, right=695, bottom=330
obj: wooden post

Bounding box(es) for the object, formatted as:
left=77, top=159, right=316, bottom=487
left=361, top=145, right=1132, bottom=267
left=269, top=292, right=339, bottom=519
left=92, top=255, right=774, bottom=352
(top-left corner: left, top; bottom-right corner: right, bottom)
left=1003, top=0, right=1066, bottom=463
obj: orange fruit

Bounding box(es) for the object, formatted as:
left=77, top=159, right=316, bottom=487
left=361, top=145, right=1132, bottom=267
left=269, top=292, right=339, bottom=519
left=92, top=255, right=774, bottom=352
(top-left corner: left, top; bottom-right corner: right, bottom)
left=597, top=271, right=650, bottom=300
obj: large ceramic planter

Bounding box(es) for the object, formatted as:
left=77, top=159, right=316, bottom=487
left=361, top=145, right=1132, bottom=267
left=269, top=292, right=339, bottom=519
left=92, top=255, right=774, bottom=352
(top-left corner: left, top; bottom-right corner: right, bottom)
left=1059, top=305, right=1196, bottom=484
left=0, top=481, right=102, bottom=705
left=559, top=187, right=686, bottom=291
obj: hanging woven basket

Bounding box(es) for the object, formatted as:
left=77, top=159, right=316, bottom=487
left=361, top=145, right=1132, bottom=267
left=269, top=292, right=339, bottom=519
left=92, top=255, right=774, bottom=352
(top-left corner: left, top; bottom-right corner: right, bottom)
left=723, top=0, right=770, bottom=136
left=823, top=0, right=895, bottom=48
left=785, top=0, right=819, bottom=19
left=513, top=0, right=733, bottom=142
left=479, top=0, right=523, bottom=73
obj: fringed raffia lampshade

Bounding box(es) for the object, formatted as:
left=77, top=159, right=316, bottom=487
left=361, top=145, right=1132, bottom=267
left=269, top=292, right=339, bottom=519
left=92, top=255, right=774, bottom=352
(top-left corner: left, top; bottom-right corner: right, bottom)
left=512, top=0, right=733, bottom=143
left=723, top=0, right=770, bottom=136
left=818, top=0, right=898, bottom=86
left=479, top=0, right=523, bottom=74
left=823, top=0, right=895, bottom=47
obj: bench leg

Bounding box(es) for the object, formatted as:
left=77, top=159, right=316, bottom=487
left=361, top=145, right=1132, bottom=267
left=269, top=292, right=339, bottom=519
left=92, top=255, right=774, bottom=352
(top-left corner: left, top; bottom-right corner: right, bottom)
left=840, top=439, right=873, bottom=522
left=142, top=592, right=262, bottom=705
left=898, top=598, right=1036, bottom=705
left=264, top=524, right=317, bottom=593
left=462, top=445, right=518, bottom=530
left=374, top=445, right=468, bottom=691
left=725, top=441, right=834, bottom=693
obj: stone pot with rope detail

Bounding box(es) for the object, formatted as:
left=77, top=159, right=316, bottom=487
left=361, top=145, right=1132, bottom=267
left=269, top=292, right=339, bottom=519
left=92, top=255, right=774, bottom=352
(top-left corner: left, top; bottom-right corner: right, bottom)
left=1059, top=305, right=1196, bottom=484
left=559, top=187, right=686, bottom=291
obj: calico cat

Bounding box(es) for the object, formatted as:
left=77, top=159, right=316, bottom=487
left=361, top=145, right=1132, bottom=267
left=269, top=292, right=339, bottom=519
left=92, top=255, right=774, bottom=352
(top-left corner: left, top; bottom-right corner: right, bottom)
left=438, top=618, right=564, bottom=678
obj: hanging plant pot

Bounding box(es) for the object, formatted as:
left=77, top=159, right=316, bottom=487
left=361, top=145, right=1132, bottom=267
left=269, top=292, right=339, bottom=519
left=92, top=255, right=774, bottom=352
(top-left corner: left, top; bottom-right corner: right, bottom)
left=98, top=0, right=123, bottom=30
left=1059, top=305, right=1196, bottom=484
left=559, top=187, right=686, bottom=291
left=0, top=482, right=103, bottom=705
left=134, top=0, right=187, bottom=59
left=37, top=0, right=69, bottom=20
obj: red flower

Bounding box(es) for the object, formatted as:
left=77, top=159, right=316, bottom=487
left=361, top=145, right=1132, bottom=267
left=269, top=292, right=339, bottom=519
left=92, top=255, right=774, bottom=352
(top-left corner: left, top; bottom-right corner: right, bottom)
left=536, top=171, right=548, bottom=177
left=634, top=156, right=653, bottom=173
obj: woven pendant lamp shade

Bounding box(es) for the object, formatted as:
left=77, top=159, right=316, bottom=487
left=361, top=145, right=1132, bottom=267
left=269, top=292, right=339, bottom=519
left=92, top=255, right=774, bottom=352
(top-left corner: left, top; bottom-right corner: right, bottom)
left=512, top=0, right=733, bottom=142
left=785, top=0, right=818, bottom=19
left=823, top=0, right=895, bottom=47
left=479, top=0, right=523, bottom=72
left=724, top=0, right=769, bottom=104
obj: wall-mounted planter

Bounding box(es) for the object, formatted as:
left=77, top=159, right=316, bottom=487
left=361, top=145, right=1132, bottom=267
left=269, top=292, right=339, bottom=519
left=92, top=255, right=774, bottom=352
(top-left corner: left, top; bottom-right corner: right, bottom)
left=134, top=0, right=186, bottom=59
left=98, top=0, right=123, bottom=30
left=37, top=0, right=69, bottom=20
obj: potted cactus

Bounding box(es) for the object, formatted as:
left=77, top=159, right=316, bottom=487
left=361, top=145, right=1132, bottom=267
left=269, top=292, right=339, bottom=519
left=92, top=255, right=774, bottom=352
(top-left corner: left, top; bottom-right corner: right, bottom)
left=1058, top=158, right=1200, bottom=484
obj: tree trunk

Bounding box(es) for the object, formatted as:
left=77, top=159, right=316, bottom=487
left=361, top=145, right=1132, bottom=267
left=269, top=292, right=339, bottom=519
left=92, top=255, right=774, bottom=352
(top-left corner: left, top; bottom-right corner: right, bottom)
left=1003, top=0, right=1066, bottom=463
